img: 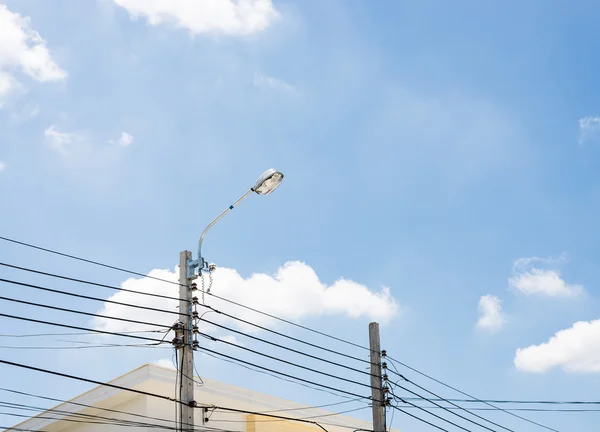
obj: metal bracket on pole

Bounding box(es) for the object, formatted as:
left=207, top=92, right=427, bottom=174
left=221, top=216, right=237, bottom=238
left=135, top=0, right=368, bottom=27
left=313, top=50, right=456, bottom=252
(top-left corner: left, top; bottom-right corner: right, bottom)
left=186, top=258, right=200, bottom=280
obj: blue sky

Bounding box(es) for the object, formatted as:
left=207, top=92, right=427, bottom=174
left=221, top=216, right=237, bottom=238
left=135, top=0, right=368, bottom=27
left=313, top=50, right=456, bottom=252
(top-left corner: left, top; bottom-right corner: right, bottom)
left=2, top=1, right=600, bottom=431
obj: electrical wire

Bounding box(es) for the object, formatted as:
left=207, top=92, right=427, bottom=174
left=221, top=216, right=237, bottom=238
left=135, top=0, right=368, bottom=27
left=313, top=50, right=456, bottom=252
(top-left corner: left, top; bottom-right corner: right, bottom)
left=0, top=312, right=169, bottom=343
left=199, top=331, right=377, bottom=391
left=391, top=405, right=450, bottom=432
left=0, top=389, right=234, bottom=432
left=0, top=261, right=182, bottom=302
left=199, top=351, right=368, bottom=402
left=1, top=237, right=550, bottom=431
left=201, top=317, right=377, bottom=378
left=393, top=404, right=600, bottom=413
left=195, top=345, right=375, bottom=402
left=214, top=406, right=370, bottom=423
left=399, top=397, right=600, bottom=406
left=0, top=343, right=169, bottom=350
left=0, top=276, right=181, bottom=316
left=0, top=402, right=213, bottom=432
left=0, top=292, right=172, bottom=329
left=386, top=356, right=559, bottom=432
left=175, top=348, right=180, bottom=432
left=0, top=238, right=372, bottom=352
left=387, top=375, right=513, bottom=432
left=0, top=237, right=184, bottom=293
left=199, top=304, right=373, bottom=367
left=0, top=330, right=166, bottom=338
left=259, top=397, right=366, bottom=414
left=0, top=359, right=184, bottom=405
left=0, top=359, right=351, bottom=432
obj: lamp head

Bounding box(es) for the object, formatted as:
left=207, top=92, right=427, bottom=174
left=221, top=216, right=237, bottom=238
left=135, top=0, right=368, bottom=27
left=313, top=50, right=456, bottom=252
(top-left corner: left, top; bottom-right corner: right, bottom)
left=252, top=169, right=284, bottom=196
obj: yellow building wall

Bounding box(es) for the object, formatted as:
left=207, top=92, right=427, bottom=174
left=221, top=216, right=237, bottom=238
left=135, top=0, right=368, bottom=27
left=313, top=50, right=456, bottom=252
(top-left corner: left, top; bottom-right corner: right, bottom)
left=246, top=414, right=321, bottom=432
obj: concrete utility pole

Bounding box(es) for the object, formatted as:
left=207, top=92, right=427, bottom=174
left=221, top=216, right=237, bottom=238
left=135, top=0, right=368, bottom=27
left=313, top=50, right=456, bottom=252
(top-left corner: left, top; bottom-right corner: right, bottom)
left=369, top=322, right=386, bottom=432
left=179, top=250, right=195, bottom=431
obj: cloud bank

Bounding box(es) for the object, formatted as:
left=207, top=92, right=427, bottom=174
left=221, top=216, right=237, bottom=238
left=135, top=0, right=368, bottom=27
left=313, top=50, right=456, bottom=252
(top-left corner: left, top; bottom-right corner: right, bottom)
left=92, top=261, right=400, bottom=336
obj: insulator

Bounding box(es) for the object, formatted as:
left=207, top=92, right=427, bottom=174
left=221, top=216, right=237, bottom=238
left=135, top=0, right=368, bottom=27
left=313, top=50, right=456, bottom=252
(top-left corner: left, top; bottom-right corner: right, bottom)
left=193, top=326, right=199, bottom=334
left=381, top=349, right=387, bottom=357
left=190, top=283, right=198, bottom=291
left=383, top=373, right=388, bottom=381
left=382, top=361, right=387, bottom=369
left=192, top=311, right=199, bottom=319
left=192, top=340, right=199, bottom=350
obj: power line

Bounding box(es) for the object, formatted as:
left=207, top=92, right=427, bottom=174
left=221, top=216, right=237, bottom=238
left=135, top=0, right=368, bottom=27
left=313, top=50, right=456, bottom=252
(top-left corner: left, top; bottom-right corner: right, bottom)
left=0, top=292, right=173, bottom=330
left=386, top=357, right=559, bottom=432
left=213, top=406, right=370, bottom=423
left=199, top=350, right=368, bottom=402
left=394, top=404, right=600, bottom=413
left=0, top=387, right=204, bottom=431
left=388, top=387, right=488, bottom=432
left=0, top=276, right=181, bottom=316
left=0, top=262, right=181, bottom=302
left=0, top=238, right=373, bottom=354
left=0, top=360, right=349, bottom=432
left=195, top=345, right=376, bottom=402
left=200, top=304, right=373, bottom=367
left=0, top=405, right=236, bottom=432
left=400, top=397, right=600, bottom=406
left=0, top=343, right=169, bottom=350
left=391, top=405, right=450, bottom=432
left=1, top=236, right=547, bottom=431
left=260, top=397, right=366, bottom=414
left=201, top=316, right=376, bottom=378
left=387, top=374, right=514, bottom=432
left=199, top=331, right=377, bottom=392
left=0, top=330, right=166, bottom=338
left=0, top=312, right=169, bottom=344
left=0, top=359, right=183, bottom=406
left=0, top=237, right=184, bottom=291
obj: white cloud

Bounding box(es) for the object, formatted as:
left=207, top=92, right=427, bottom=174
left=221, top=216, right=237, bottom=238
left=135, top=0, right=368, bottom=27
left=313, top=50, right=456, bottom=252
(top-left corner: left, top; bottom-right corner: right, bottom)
left=509, top=255, right=583, bottom=297
left=92, top=262, right=400, bottom=335
left=0, top=70, right=21, bottom=107
left=0, top=4, right=65, bottom=104
left=254, top=72, right=296, bottom=95
left=579, top=116, right=600, bottom=144
left=111, top=131, right=134, bottom=147
left=0, top=161, right=5, bottom=173
left=515, top=320, right=600, bottom=373
left=44, top=125, right=81, bottom=155
left=113, top=0, right=278, bottom=36
left=476, top=295, right=505, bottom=332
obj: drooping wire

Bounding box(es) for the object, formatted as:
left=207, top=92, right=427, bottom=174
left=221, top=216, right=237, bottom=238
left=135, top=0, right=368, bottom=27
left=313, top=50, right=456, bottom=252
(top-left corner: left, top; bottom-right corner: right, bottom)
left=199, top=351, right=368, bottom=402
left=0, top=276, right=181, bottom=316
left=194, top=345, right=376, bottom=402
left=384, top=371, right=510, bottom=432
left=0, top=261, right=182, bottom=302
left=198, top=331, right=378, bottom=391
left=386, top=356, right=559, bottom=432
left=390, top=405, right=450, bottom=432
left=0, top=292, right=172, bottom=329
left=0, top=359, right=356, bottom=432
left=0, top=312, right=170, bottom=343
left=200, top=317, right=376, bottom=378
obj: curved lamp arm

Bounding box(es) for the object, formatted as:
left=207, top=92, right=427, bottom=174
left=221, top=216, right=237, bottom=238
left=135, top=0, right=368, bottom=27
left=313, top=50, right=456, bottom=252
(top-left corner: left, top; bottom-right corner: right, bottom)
left=186, top=168, right=283, bottom=279
left=197, top=189, right=253, bottom=269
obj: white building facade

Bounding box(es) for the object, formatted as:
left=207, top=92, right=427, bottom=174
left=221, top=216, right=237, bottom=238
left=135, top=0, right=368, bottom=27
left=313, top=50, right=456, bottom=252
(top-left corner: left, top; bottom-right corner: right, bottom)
left=8, top=364, right=398, bottom=432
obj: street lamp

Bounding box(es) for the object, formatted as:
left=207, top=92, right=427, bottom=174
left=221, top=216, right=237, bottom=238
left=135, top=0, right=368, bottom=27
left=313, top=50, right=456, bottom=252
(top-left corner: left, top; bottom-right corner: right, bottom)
left=176, top=169, right=284, bottom=427
left=187, top=168, right=284, bottom=278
